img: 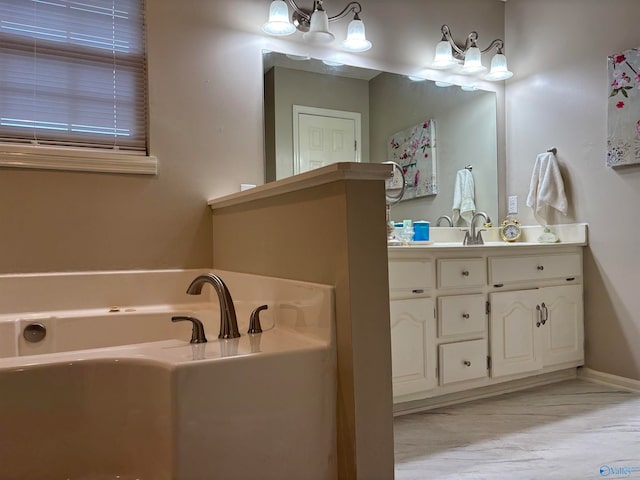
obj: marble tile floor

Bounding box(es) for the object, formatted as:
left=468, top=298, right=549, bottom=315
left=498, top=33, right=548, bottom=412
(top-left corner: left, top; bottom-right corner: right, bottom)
left=394, top=379, right=640, bottom=480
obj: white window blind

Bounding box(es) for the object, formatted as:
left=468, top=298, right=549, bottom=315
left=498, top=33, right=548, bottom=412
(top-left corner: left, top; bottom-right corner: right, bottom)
left=0, top=0, right=147, bottom=152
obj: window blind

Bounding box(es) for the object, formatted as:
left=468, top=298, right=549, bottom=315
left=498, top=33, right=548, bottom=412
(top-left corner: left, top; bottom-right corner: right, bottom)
left=0, top=0, right=147, bottom=152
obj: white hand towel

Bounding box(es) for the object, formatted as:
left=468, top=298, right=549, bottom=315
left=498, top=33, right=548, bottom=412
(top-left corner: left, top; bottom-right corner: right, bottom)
left=526, top=151, right=568, bottom=225
left=452, top=169, right=475, bottom=226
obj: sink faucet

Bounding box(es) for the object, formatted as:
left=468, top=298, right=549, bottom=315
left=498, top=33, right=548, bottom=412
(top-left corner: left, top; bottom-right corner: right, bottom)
left=186, top=273, right=240, bottom=339
left=436, top=215, right=453, bottom=227
left=464, top=212, right=492, bottom=245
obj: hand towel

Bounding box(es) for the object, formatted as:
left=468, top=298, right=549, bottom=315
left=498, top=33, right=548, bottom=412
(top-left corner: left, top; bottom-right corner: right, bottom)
left=452, top=169, right=475, bottom=226
left=526, top=151, right=568, bottom=225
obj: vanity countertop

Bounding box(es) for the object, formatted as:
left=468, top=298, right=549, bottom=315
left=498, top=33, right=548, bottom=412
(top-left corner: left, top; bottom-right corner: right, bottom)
left=389, top=223, right=588, bottom=250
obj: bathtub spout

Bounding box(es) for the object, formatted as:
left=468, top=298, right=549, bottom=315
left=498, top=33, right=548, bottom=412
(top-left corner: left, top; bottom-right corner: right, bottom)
left=186, top=273, right=240, bottom=339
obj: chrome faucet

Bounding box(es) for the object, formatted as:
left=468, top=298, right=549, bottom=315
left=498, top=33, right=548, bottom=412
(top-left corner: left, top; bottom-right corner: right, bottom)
left=436, top=215, right=453, bottom=227
left=464, top=212, right=492, bottom=245
left=186, top=273, right=240, bottom=339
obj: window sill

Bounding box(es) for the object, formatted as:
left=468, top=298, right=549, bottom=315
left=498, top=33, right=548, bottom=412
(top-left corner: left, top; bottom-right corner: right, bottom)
left=0, top=144, right=157, bottom=175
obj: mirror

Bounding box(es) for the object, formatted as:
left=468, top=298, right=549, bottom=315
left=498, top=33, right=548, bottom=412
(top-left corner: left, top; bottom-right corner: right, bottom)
left=263, top=51, right=498, bottom=225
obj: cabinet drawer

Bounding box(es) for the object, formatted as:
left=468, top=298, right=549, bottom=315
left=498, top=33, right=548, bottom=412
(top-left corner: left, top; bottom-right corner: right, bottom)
left=437, top=258, right=486, bottom=289
left=489, top=253, right=581, bottom=285
left=389, top=259, right=434, bottom=291
left=438, top=294, right=486, bottom=338
left=439, top=339, right=487, bottom=385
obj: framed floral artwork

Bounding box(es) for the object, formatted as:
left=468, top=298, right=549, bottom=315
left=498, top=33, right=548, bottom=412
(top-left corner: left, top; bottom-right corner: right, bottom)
left=387, top=119, right=437, bottom=200
left=607, top=47, right=640, bottom=167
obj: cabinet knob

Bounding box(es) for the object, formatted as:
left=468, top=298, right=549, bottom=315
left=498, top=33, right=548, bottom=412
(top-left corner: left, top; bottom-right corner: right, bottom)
left=537, top=265, right=544, bottom=271
left=462, top=270, right=470, bottom=277
left=463, top=360, right=471, bottom=367
left=462, top=313, right=470, bottom=319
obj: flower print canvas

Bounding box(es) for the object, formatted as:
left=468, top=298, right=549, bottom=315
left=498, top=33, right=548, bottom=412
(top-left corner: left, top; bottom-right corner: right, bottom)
left=387, top=119, right=437, bottom=200
left=607, top=47, right=640, bottom=167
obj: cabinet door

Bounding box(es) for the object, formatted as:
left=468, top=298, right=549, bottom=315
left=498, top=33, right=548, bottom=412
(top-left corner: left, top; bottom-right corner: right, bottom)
left=390, top=297, right=437, bottom=398
left=489, top=289, right=542, bottom=378
left=540, top=285, right=584, bottom=367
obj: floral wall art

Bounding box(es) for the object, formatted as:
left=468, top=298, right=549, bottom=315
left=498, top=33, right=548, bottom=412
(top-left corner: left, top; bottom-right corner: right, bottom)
left=607, top=47, right=640, bottom=167
left=387, top=119, right=437, bottom=199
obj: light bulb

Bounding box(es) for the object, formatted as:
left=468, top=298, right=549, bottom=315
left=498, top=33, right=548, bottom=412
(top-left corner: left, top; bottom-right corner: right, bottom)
left=302, top=8, right=334, bottom=44
left=431, top=40, right=458, bottom=70
left=341, top=18, right=372, bottom=52
left=262, top=0, right=296, bottom=36
left=485, top=53, right=513, bottom=81
left=460, top=46, right=487, bottom=75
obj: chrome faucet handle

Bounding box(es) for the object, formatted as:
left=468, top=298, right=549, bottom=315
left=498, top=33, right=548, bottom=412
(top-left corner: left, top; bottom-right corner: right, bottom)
left=172, top=315, right=208, bottom=344
left=475, top=228, right=487, bottom=245
left=248, top=305, right=268, bottom=334
left=461, top=229, right=471, bottom=245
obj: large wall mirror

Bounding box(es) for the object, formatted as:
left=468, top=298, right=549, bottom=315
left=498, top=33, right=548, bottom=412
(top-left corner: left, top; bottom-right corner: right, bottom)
left=263, top=51, right=498, bottom=224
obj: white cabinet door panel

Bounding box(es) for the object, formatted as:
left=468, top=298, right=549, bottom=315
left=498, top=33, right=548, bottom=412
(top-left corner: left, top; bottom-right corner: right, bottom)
left=390, top=298, right=437, bottom=398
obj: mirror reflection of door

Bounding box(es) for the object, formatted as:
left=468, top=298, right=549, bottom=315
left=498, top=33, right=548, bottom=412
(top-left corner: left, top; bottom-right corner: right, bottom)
left=293, top=105, right=361, bottom=174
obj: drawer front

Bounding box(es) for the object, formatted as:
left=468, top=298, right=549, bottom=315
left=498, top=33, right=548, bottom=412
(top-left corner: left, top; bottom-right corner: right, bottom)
left=438, top=294, right=486, bottom=338
left=489, top=253, right=581, bottom=285
left=437, top=258, right=486, bottom=289
left=439, top=339, right=487, bottom=385
left=389, top=259, right=434, bottom=291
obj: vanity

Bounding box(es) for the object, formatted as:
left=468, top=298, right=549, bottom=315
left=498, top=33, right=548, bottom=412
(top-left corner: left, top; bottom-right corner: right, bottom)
left=389, top=224, right=587, bottom=414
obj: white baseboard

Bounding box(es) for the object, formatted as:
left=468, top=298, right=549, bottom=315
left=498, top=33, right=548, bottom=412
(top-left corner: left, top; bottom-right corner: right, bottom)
left=578, top=367, right=640, bottom=393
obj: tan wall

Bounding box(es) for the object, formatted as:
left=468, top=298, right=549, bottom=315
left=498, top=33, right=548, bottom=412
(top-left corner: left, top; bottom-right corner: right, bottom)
left=0, top=0, right=505, bottom=274
left=505, top=0, right=640, bottom=379
left=211, top=178, right=394, bottom=479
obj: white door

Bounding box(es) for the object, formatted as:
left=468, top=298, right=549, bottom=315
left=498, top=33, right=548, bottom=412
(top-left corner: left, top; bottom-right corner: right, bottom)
left=489, top=289, right=542, bottom=378
left=293, top=105, right=361, bottom=175
left=540, top=285, right=584, bottom=367
left=390, top=297, right=437, bottom=399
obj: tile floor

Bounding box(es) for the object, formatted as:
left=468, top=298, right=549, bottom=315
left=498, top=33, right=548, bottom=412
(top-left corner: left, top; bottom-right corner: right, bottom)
left=394, top=379, right=640, bottom=480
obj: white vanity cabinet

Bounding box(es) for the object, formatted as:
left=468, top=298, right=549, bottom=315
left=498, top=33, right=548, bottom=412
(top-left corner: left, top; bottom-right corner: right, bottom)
left=389, top=242, right=585, bottom=411
left=388, top=256, right=437, bottom=399
left=490, top=284, right=583, bottom=378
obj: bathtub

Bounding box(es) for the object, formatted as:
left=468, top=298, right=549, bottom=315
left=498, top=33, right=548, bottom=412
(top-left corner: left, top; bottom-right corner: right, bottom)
left=0, top=269, right=336, bottom=480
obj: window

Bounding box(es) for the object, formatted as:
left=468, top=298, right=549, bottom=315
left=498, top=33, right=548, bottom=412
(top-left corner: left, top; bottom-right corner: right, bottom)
left=0, top=0, right=154, bottom=174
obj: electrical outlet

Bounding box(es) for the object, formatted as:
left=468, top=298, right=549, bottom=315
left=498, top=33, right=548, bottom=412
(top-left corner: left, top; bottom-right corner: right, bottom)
left=508, top=195, right=518, bottom=214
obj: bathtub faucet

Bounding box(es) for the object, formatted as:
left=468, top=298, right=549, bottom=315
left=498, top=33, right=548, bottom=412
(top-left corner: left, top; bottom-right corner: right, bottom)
left=186, top=273, right=241, bottom=339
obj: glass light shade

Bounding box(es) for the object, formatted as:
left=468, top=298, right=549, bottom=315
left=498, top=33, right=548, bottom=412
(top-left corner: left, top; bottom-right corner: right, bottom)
left=341, top=19, right=372, bottom=52
left=485, top=53, right=513, bottom=81
left=461, top=85, right=477, bottom=91
left=262, top=0, right=296, bottom=36
left=302, top=9, right=335, bottom=44
left=435, top=81, right=453, bottom=87
left=460, top=46, right=487, bottom=75
left=431, top=40, right=458, bottom=70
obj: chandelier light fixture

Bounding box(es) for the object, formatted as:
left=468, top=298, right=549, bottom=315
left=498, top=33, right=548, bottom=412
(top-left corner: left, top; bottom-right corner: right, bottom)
left=262, top=0, right=372, bottom=52
left=431, top=25, right=513, bottom=81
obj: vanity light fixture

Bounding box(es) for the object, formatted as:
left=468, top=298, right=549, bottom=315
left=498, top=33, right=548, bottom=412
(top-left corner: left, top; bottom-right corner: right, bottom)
left=431, top=25, right=513, bottom=81
left=262, top=0, right=372, bottom=52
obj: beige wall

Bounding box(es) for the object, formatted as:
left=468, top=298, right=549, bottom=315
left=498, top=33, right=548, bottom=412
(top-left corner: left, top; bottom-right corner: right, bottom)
left=211, top=177, right=394, bottom=479
left=0, top=0, right=505, bottom=274
left=505, top=0, right=640, bottom=379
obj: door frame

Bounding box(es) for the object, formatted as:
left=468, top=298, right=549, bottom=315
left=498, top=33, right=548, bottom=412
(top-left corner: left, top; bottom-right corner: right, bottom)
left=292, top=105, right=362, bottom=175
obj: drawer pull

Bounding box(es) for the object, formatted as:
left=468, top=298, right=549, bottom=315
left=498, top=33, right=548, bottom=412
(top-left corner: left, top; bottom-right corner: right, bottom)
left=537, top=265, right=544, bottom=271
left=566, top=277, right=576, bottom=282
left=462, top=270, right=470, bottom=277
left=411, top=289, right=424, bottom=294
left=462, top=313, right=470, bottom=319
left=463, top=360, right=472, bottom=367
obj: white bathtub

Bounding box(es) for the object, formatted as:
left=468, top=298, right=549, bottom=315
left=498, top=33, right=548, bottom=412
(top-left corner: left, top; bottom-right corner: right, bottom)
left=0, top=269, right=337, bottom=480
